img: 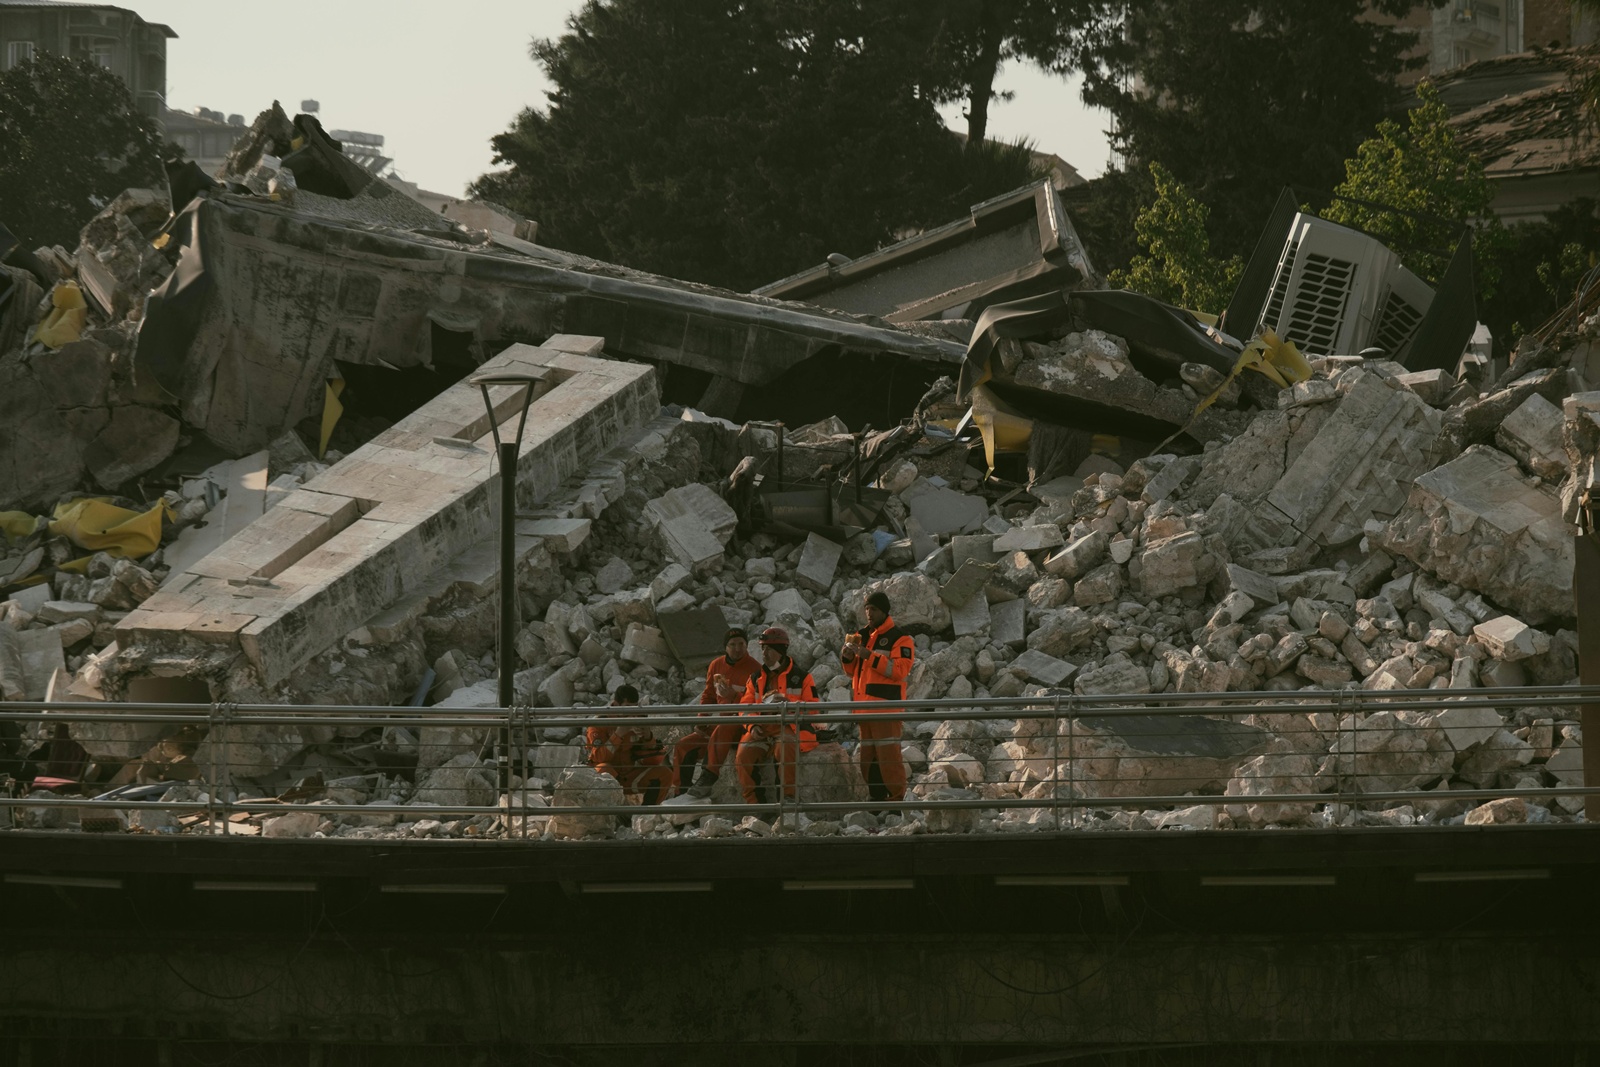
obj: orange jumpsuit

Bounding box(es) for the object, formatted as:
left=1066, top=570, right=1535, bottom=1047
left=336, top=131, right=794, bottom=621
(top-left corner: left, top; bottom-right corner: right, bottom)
left=843, top=615, right=914, bottom=802
left=585, top=721, right=674, bottom=805
left=735, top=659, right=818, bottom=805
left=672, top=652, right=761, bottom=789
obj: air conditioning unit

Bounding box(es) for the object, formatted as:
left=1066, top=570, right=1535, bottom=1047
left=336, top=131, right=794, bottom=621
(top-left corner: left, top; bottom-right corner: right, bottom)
left=1255, top=213, right=1434, bottom=358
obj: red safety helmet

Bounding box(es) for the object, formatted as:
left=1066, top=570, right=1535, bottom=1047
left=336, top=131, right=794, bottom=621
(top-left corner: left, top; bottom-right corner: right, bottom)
left=758, top=626, right=790, bottom=647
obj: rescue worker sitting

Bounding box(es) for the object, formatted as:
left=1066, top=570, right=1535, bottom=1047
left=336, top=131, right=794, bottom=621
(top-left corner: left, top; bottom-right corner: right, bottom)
left=585, top=684, right=675, bottom=805
left=735, top=627, right=820, bottom=806
left=841, top=590, right=914, bottom=803
left=673, top=627, right=760, bottom=799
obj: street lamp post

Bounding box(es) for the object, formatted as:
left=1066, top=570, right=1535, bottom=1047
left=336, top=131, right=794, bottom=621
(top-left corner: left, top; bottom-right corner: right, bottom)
left=468, top=370, right=544, bottom=712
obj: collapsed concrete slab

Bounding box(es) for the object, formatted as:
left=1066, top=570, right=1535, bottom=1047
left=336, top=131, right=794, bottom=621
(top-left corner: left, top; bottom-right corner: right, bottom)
left=1378, top=445, right=1574, bottom=624
left=137, top=195, right=963, bottom=455
left=117, top=336, right=657, bottom=689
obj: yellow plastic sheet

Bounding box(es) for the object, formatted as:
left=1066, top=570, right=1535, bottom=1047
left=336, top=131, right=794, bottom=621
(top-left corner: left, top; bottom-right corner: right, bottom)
left=320, top=378, right=345, bottom=458
left=969, top=383, right=1034, bottom=473
left=48, top=498, right=170, bottom=560
left=32, top=281, right=88, bottom=349
left=0, top=511, right=37, bottom=540
left=1154, top=330, right=1312, bottom=453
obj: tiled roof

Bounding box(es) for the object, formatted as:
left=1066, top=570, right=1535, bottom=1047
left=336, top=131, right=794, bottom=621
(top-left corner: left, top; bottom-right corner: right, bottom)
left=1438, top=49, right=1600, bottom=179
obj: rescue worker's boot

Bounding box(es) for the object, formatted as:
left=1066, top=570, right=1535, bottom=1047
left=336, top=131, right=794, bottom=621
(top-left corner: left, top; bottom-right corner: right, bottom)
left=687, top=767, right=719, bottom=799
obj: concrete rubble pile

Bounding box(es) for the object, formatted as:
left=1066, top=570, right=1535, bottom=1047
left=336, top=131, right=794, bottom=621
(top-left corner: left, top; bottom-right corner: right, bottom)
left=1, top=118, right=1595, bottom=840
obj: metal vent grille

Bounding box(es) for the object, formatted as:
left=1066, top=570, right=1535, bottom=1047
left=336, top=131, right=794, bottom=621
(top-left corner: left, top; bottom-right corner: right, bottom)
left=1283, top=252, right=1355, bottom=353
left=1259, top=232, right=1302, bottom=334
left=1371, top=288, right=1426, bottom=357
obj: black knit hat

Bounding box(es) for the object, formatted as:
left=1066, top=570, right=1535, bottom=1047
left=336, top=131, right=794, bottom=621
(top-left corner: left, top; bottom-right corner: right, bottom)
left=866, top=591, right=891, bottom=614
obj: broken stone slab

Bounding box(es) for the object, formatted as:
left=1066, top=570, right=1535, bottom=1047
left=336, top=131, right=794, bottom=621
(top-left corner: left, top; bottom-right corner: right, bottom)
left=1424, top=705, right=1503, bottom=751
left=906, top=487, right=988, bottom=537
left=414, top=752, right=497, bottom=810
left=13, top=628, right=65, bottom=700
left=1262, top=373, right=1448, bottom=548
left=795, top=742, right=871, bottom=804
left=1394, top=369, right=1456, bottom=407
left=950, top=534, right=999, bottom=569
left=795, top=533, right=843, bottom=593
left=993, top=523, right=1065, bottom=554
left=1472, top=615, right=1550, bottom=661
left=763, top=588, right=812, bottom=623
left=620, top=623, right=674, bottom=671
left=653, top=483, right=738, bottom=544
left=1225, top=751, right=1318, bottom=825
left=1026, top=606, right=1094, bottom=658
left=950, top=590, right=990, bottom=637
left=1378, top=446, right=1572, bottom=625
left=649, top=563, right=692, bottom=603
left=1010, top=649, right=1078, bottom=687
left=1047, top=713, right=1271, bottom=799
left=35, top=601, right=100, bottom=625
left=1495, top=393, right=1565, bottom=481
left=1317, top=711, right=1453, bottom=793
left=940, top=559, right=996, bottom=608
left=593, top=557, right=635, bottom=596
left=1136, top=531, right=1219, bottom=599
left=0, top=626, right=25, bottom=700
left=82, top=405, right=181, bottom=491
left=522, top=517, right=593, bottom=553
left=1140, top=454, right=1202, bottom=505
left=1072, top=562, right=1122, bottom=607
left=1043, top=530, right=1107, bottom=579
left=549, top=765, right=624, bottom=839
left=1074, top=660, right=1151, bottom=696
left=990, top=597, right=1026, bottom=649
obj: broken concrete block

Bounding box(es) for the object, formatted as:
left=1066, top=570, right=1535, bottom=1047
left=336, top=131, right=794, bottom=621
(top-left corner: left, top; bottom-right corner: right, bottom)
left=594, top=557, right=634, bottom=596
left=1136, top=531, right=1217, bottom=598
left=795, top=533, right=843, bottom=593
left=82, top=405, right=181, bottom=490
left=1426, top=705, right=1502, bottom=751
left=0, top=626, right=24, bottom=700
left=1379, top=446, right=1572, bottom=624
left=1495, top=392, right=1566, bottom=481
left=940, top=559, right=995, bottom=608
left=1140, top=454, right=1202, bottom=504
left=907, top=487, right=988, bottom=536
left=620, top=623, right=674, bottom=671
left=649, top=563, right=692, bottom=603
left=1010, top=649, right=1077, bottom=687
left=652, top=483, right=738, bottom=544
left=1394, top=369, right=1455, bottom=407
left=1463, top=796, right=1528, bottom=825
left=1472, top=615, right=1550, bottom=661
left=993, top=523, right=1065, bottom=554
left=950, top=534, right=998, bottom=568
left=1044, top=530, right=1107, bottom=579
left=13, top=628, right=65, bottom=700
left=763, top=588, right=812, bottom=623
left=990, top=597, right=1026, bottom=648
left=263, top=811, right=322, bottom=838
left=1545, top=737, right=1584, bottom=786
left=1263, top=373, right=1447, bottom=548
left=550, top=765, right=624, bottom=839
left=1225, top=751, right=1318, bottom=825
left=951, top=590, right=990, bottom=637
left=655, top=589, right=696, bottom=615
left=523, top=517, right=592, bottom=553
left=1072, top=563, right=1122, bottom=607
left=1074, top=660, right=1150, bottom=695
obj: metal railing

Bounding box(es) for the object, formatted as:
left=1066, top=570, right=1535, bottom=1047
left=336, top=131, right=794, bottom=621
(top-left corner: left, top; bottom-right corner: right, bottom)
left=0, top=686, right=1592, bottom=838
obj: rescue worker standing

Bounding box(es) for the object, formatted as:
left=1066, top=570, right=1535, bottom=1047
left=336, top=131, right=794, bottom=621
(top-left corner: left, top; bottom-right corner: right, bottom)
left=585, top=684, right=675, bottom=805
left=673, top=628, right=760, bottom=797
left=841, top=590, right=913, bottom=802
left=735, top=627, right=819, bottom=805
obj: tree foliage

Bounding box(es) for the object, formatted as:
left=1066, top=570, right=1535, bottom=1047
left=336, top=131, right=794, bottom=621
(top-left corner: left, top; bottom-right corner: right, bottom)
left=0, top=51, right=164, bottom=250
left=474, top=0, right=1040, bottom=291
left=1082, top=0, right=1423, bottom=264
left=1109, top=163, right=1241, bottom=314
left=1323, top=81, right=1498, bottom=290
left=915, top=0, right=1119, bottom=144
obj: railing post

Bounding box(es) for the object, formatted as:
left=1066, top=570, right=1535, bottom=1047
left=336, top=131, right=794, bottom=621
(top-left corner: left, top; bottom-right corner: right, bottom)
left=206, top=701, right=220, bottom=836
left=1052, top=693, right=1062, bottom=833
left=219, top=702, right=234, bottom=836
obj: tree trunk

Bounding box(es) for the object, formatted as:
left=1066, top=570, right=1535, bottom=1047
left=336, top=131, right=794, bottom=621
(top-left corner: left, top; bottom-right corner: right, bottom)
left=965, top=1, right=1005, bottom=145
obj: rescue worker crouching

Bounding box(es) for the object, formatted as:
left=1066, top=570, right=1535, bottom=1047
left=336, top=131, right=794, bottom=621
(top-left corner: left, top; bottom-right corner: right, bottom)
left=585, top=684, right=675, bottom=805
left=673, top=628, right=760, bottom=798
left=735, top=627, right=820, bottom=805
left=841, top=590, right=913, bottom=802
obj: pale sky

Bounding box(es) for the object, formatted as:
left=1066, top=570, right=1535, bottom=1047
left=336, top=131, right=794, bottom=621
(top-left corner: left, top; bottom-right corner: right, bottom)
left=135, top=0, right=1114, bottom=199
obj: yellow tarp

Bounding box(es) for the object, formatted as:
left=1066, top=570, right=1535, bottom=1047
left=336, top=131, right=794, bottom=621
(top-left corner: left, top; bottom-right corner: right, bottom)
left=0, top=511, right=38, bottom=540
left=969, top=383, right=1034, bottom=473
left=320, top=378, right=345, bottom=458
left=32, top=281, right=87, bottom=349
left=49, top=498, right=170, bottom=560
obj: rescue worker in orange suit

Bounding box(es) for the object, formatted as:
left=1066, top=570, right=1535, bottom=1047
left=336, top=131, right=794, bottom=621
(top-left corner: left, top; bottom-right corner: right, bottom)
left=585, top=684, right=675, bottom=805
left=735, top=627, right=820, bottom=805
left=841, top=590, right=913, bottom=802
left=673, top=628, right=760, bottom=797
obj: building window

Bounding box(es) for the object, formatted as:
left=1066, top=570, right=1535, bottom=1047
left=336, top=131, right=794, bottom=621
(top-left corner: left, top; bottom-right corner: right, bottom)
left=6, top=41, right=34, bottom=69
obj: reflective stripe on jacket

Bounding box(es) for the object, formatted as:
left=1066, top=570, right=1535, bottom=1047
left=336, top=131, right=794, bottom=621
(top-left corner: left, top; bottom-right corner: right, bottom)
left=845, top=616, right=914, bottom=711
left=739, top=658, right=820, bottom=750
